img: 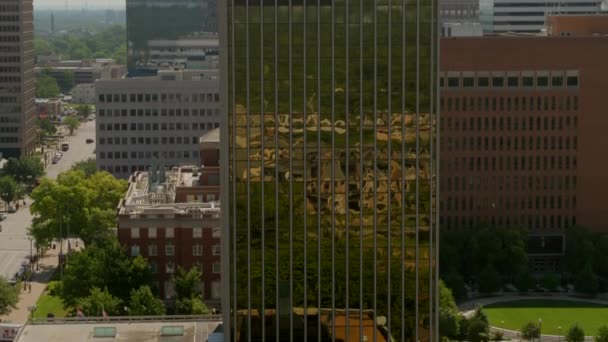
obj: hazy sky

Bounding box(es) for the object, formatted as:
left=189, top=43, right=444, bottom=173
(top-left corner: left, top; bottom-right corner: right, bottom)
left=35, top=0, right=125, bottom=10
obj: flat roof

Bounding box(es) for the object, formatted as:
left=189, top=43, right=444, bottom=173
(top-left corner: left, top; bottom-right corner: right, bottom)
left=16, top=321, right=221, bottom=342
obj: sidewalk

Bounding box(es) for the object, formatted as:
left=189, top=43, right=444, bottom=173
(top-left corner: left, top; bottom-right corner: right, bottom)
left=0, top=251, right=59, bottom=324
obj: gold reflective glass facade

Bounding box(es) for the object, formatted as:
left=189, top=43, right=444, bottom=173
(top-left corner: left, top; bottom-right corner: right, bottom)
left=220, top=0, right=438, bottom=341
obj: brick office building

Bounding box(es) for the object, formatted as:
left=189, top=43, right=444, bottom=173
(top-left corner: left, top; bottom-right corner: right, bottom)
left=117, top=131, right=221, bottom=308
left=440, top=17, right=608, bottom=271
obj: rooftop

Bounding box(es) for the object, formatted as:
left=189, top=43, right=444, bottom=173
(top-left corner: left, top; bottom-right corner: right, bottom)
left=16, top=317, right=221, bottom=342
left=119, top=165, right=220, bottom=217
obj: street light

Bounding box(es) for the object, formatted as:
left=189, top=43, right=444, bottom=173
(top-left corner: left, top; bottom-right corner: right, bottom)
left=27, top=304, right=37, bottom=321
left=538, top=318, right=542, bottom=342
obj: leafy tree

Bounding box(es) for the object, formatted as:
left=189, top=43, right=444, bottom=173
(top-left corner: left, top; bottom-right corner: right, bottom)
left=112, top=43, right=127, bottom=64
left=467, top=318, right=489, bottom=342
left=575, top=262, right=599, bottom=295
left=36, top=75, right=61, bottom=98
left=70, top=158, right=97, bottom=178
left=75, top=104, right=92, bottom=118
left=0, top=176, right=17, bottom=210
left=128, top=286, right=165, bottom=316
left=472, top=305, right=489, bottom=325
left=173, top=266, right=202, bottom=300
left=76, top=287, right=122, bottom=317
left=34, top=37, right=54, bottom=56
left=176, top=296, right=210, bottom=315
left=443, top=271, right=467, bottom=300
left=3, top=155, right=44, bottom=185
left=36, top=118, right=57, bottom=137
left=191, top=297, right=210, bottom=314
left=478, top=263, right=502, bottom=294
left=565, top=324, right=585, bottom=342
left=63, top=116, right=80, bottom=135
left=0, top=276, right=19, bottom=315
left=515, top=271, right=537, bottom=292
left=540, top=273, right=560, bottom=291
left=521, top=321, right=540, bottom=341
left=565, top=226, right=595, bottom=275
left=61, top=236, right=153, bottom=306
left=595, top=325, right=608, bottom=342
left=58, top=70, right=74, bottom=93
left=439, top=280, right=461, bottom=339
left=29, top=170, right=127, bottom=246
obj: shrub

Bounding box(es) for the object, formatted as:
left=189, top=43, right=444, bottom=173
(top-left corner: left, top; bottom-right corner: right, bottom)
left=521, top=321, right=540, bottom=341
left=565, top=324, right=585, bottom=342
left=490, top=330, right=505, bottom=341
left=540, top=273, right=560, bottom=291
left=467, top=318, right=490, bottom=342
left=47, top=281, right=62, bottom=296
left=596, top=325, right=608, bottom=342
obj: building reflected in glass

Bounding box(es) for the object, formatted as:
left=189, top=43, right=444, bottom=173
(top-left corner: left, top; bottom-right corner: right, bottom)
left=220, top=0, right=438, bottom=341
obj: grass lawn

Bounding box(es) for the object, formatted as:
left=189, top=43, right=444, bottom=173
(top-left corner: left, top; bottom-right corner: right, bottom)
left=484, top=299, right=608, bottom=336
left=33, top=293, right=68, bottom=319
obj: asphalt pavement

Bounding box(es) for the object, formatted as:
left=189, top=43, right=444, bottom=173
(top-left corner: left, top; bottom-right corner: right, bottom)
left=0, top=119, right=96, bottom=281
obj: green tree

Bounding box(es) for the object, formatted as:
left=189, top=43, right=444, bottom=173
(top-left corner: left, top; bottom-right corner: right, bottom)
left=566, top=324, right=585, bottom=342
left=478, top=263, right=502, bottom=294
left=0, top=176, right=17, bottom=210
left=61, top=236, right=153, bottom=306
left=575, top=262, right=599, bottom=295
left=36, top=75, right=61, bottom=98
left=521, top=321, right=540, bottom=341
left=70, top=158, right=97, bottom=178
left=565, top=226, right=595, bottom=275
left=29, top=170, right=127, bottom=245
left=63, top=116, right=80, bottom=135
left=58, top=70, right=74, bottom=93
left=76, top=287, right=122, bottom=317
left=515, top=271, right=537, bottom=292
left=596, top=325, right=608, bottom=342
left=36, top=118, right=57, bottom=138
left=540, top=273, right=560, bottom=291
left=439, top=280, right=461, bottom=339
left=3, top=155, right=44, bottom=185
left=0, top=276, right=19, bottom=315
left=467, top=318, right=489, bottom=342
left=173, top=266, right=202, bottom=300
left=34, top=37, right=55, bottom=56
left=75, top=104, right=91, bottom=118
left=128, top=286, right=165, bottom=316
left=112, top=43, right=127, bottom=64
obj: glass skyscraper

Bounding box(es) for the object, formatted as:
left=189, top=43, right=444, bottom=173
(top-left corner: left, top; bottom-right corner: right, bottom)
left=220, top=0, right=438, bottom=341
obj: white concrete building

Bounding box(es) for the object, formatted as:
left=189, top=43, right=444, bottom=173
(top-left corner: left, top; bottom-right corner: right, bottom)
left=71, top=83, right=96, bottom=104
left=95, top=69, right=220, bottom=179
left=147, top=36, right=219, bottom=71
left=480, top=0, right=602, bottom=33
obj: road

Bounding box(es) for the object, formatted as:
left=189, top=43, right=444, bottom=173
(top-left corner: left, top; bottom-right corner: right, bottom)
left=0, top=119, right=95, bottom=281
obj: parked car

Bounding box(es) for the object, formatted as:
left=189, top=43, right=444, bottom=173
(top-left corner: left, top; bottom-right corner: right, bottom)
left=61, top=143, right=69, bottom=151
left=7, top=206, right=16, bottom=213
left=0, top=213, right=6, bottom=221
left=85, top=138, right=94, bottom=144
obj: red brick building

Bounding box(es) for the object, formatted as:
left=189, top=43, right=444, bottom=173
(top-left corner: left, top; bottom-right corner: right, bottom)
left=117, top=130, right=222, bottom=308
left=440, top=20, right=608, bottom=271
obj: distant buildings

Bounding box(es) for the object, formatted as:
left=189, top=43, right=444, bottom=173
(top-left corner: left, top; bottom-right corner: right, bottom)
left=95, top=69, right=220, bottom=179
left=126, top=0, right=218, bottom=72
left=0, top=0, right=36, bottom=157
left=117, top=130, right=221, bottom=306
left=147, top=35, right=219, bottom=71
left=440, top=14, right=608, bottom=271
left=70, top=83, right=95, bottom=104
left=34, top=59, right=126, bottom=91
left=221, top=1, right=438, bottom=341
left=480, top=0, right=603, bottom=33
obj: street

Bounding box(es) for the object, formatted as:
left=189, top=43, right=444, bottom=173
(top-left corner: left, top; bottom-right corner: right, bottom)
left=0, top=119, right=96, bottom=281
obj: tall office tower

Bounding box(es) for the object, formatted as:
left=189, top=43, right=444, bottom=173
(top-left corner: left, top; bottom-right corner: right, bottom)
left=221, top=1, right=439, bottom=341
left=126, top=0, right=218, bottom=72
left=0, top=0, right=36, bottom=158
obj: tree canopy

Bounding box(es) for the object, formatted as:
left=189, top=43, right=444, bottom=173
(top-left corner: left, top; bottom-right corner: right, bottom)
left=76, top=287, right=122, bottom=317
left=63, top=116, right=80, bottom=135
left=2, top=155, right=44, bottom=185
left=0, top=176, right=17, bottom=209
left=172, top=267, right=209, bottom=315
left=34, top=25, right=126, bottom=61
left=29, top=170, right=127, bottom=246
left=0, top=276, right=19, bottom=315
left=36, top=75, right=61, bottom=98
left=70, top=158, right=98, bottom=178
left=565, top=324, right=585, bottom=342
left=128, top=286, right=165, bottom=316
left=61, top=235, right=153, bottom=307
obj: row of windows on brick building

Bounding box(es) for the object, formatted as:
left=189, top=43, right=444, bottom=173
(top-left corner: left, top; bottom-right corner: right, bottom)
left=444, top=135, right=578, bottom=152
left=445, top=155, right=578, bottom=172
left=442, top=115, right=578, bottom=132
left=443, top=175, right=577, bottom=192
left=440, top=95, right=579, bottom=112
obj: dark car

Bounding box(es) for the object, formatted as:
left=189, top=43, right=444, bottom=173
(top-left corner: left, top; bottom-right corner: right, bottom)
left=85, top=138, right=94, bottom=144
left=0, top=213, right=6, bottom=221
left=7, top=206, right=16, bottom=213
left=61, top=143, right=69, bottom=151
